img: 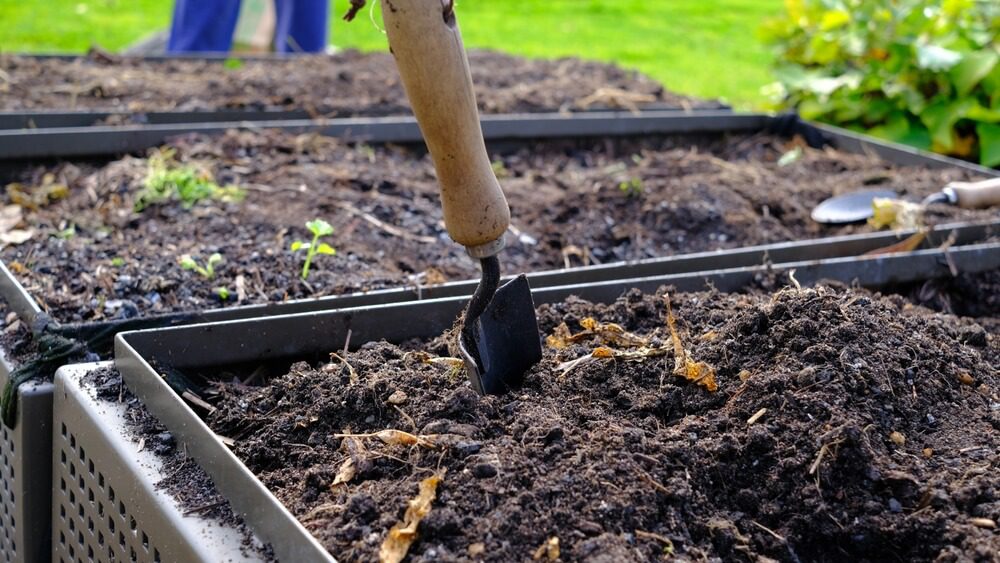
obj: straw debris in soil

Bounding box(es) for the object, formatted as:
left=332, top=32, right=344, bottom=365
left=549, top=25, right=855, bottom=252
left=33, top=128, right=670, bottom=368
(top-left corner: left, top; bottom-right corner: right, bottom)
left=206, top=285, right=999, bottom=561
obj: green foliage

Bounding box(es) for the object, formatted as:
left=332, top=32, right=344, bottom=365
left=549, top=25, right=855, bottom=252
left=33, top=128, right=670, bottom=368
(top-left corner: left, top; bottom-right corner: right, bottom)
left=291, top=219, right=336, bottom=280
left=135, top=148, right=245, bottom=212
left=179, top=253, right=223, bottom=279
left=761, top=0, right=1000, bottom=165
left=110, top=257, right=126, bottom=268
left=213, top=286, right=231, bottom=300
left=222, top=57, right=245, bottom=70
left=618, top=178, right=644, bottom=198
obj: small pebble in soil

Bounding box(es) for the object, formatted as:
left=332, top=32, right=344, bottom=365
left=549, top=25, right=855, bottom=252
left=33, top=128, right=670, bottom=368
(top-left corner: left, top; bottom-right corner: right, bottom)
left=472, top=462, right=498, bottom=479
left=889, top=498, right=903, bottom=513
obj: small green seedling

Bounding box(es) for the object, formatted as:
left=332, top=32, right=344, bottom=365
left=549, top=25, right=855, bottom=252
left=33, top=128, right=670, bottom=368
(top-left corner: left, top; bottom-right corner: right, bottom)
left=180, top=253, right=223, bottom=279
left=222, top=57, right=244, bottom=70
left=291, top=219, right=336, bottom=280
left=110, top=257, right=126, bottom=267
left=213, top=286, right=231, bottom=300
left=55, top=224, right=76, bottom=240
left=135, top=148, right=245, bottom=212
left=491, top=159, right=509, bottom=178
left=618, top=178, right=644, bottom=198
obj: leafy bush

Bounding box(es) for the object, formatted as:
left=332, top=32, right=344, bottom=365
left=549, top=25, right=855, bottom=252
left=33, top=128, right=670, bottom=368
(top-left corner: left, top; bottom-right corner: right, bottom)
left=761, top=0, right=1000, bottom=166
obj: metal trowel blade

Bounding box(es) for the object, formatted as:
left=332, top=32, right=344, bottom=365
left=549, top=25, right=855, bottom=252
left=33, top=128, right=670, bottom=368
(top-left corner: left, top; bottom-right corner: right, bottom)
left=462, top=274, right=542, bottom=395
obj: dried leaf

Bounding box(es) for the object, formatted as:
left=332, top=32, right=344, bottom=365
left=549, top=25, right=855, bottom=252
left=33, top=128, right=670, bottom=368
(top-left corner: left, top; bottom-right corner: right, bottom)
left=546, top=317, right=647, bottom=350
left=889, top=431, right=906, bottom=446
left=664, top=295, right=718, bottom=392
left=532, top=536, right=560, bottom=561
left=869, top=198, right=923, bottom=230
left=546, top=322, right=574, bottom=349
left=591, top=346, right=615, bottom=359
left=379, top=472, right=444, bottom=563
left=375, top=429, right=436, bottom=448
left=864, top=230, right=927, bottom=256
left=331, top=457, right=356, bottom=488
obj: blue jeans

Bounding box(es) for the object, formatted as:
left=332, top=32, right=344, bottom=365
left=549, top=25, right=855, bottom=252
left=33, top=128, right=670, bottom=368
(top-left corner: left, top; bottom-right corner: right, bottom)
left=167, top=0, right=329, bottom=54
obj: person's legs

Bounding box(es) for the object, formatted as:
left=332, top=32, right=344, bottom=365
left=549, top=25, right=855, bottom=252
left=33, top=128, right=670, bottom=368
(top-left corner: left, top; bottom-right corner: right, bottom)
left=273, top=0, right=329, bottom=53
left=167, top=0, right=242, bottom=53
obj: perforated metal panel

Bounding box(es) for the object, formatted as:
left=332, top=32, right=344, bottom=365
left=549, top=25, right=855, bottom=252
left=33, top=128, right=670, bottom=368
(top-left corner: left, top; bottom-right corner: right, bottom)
left=0, top=422, right=16, bottom=561
left=0, top=351, right=54, bottom=563
left=52, top=363, right=266, bottom=563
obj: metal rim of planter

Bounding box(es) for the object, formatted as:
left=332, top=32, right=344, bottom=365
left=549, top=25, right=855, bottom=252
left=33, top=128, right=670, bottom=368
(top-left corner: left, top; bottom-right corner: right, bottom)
left=51, top=362, right=266, bottom=563
left=115, top=239, right=1000, bottom=563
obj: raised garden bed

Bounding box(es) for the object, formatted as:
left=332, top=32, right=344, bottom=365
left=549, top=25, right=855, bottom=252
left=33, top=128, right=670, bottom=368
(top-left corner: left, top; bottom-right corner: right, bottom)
left=114, top=247, right=1000, bottom=562
left=3, top=113, right=998, bottom=562
left=0, top=50, right=720, bottom=129
left=3, top=117, right=997, bottom=332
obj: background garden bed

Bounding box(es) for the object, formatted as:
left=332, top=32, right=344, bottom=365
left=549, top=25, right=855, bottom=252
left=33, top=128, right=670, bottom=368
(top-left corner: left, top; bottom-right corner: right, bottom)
left=3, top=127, right=995, bottom=327
left=0, top=50, right=719, bottom=125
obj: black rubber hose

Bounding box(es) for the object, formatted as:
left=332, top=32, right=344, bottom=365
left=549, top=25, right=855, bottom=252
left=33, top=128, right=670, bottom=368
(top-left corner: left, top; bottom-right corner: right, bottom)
left=460, top=256, right=501, bottom=365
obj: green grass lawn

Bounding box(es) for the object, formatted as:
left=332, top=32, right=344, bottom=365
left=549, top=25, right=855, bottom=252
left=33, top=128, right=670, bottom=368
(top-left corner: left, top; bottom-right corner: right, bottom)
left=0, top=0, right=783, bottom=108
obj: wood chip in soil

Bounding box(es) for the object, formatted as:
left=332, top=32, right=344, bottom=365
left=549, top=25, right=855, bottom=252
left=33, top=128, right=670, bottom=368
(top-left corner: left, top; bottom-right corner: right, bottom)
left=203, top=285, right=999, bottom=562
left=3, top=130, right=994, bottom=327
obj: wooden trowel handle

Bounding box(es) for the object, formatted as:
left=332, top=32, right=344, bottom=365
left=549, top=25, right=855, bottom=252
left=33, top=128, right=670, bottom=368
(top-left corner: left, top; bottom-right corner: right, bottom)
left=945, top=176, right=1000, bottom=209
left=381, top=0, right=510, bottom=253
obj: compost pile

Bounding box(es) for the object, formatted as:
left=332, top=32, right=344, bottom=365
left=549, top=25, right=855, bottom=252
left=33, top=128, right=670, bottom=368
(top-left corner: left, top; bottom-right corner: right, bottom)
left=0, top=50, right=713, bottom=115
left=3, top=129, right=990, bottom=324
left=207, top=286, right=1000, bottom=562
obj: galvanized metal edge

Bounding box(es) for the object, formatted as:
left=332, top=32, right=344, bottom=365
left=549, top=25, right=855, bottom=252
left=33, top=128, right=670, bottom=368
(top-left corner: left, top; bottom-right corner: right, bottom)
left=0, top=260, right=43, bottom=330
left=0, top=337, right=54, bottom=563
left=54, top=362, right=269, bottom=563
left=119, top=240, right=1000, bottom=369
left=53, top=220, right=1000, bottom=343
left=0, top=111, right=761, bottom=161
left=115, top=241, right=1000, bottom=561
left=0, top=105, right=718, bottom=130
left=814, top=122, right=1000, bottom=176
left=113, top=350, right=335, bottom=563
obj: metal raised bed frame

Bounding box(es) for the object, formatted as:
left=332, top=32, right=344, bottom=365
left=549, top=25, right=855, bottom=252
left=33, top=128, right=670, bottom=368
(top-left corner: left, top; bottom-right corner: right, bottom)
left=115, top=239, right=1000, bottom=563
left=51, top=362, right=264, bottom=562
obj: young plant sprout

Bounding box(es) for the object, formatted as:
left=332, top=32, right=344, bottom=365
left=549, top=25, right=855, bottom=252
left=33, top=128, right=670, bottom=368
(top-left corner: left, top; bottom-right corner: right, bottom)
left=213, top=286, right=231, bottom=300
left=618, top=178, right=644, bottom=198
left=179, top=253, right=223, bottom=279
left=291, top=219, right=336, bottom=280
left=135, top=148, right=245, bottom=212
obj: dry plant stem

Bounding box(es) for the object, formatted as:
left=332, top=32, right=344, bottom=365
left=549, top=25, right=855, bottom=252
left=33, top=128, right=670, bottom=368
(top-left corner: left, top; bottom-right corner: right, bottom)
left=332, top=201, right=438, bottom=244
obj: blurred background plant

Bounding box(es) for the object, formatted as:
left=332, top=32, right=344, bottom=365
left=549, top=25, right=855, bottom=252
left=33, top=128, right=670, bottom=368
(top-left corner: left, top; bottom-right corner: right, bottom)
left=761, top=0, right=1000, bottom=166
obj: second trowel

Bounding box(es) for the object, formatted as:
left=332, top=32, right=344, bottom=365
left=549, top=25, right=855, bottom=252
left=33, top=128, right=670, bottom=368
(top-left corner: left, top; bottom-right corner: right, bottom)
left=381, top=0, right=542, bottom=394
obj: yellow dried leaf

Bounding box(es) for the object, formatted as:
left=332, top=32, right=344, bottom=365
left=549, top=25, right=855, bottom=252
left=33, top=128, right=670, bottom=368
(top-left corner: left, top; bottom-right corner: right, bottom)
left=869, top=198, right=923, bottom=230
left=889, top=431, right=905, bottom=446
left=546, top=322, right=574, bottom=349
left=375, top=429, right=436, bottom=449
left=700, top=330, right=719, bottom=341
left=664, top=295, right=718, bottom=392
left=579, top=317, right=599, bottom=331
left=379, top=473, right=444, bottom=563
left=592, top=346, right=615, bottom=359
left=532, top=536, right=560, bottom=561
left=331, top=457, right=356, bottom=489
left=922, top=448, right=933, bottom=458
left=864, top=230, right=927, bottom=256
left=957, top=372, right=974, bottom=385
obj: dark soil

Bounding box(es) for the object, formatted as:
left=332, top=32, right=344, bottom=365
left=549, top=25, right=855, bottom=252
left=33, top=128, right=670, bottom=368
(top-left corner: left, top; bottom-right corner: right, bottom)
left=80, top=366, right=274, bottom=560
left=2, top=129, right=993, bottom=325
left=0, top=50, right=717, bottom=116
left=205, top=285, right=1000, bottom=562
